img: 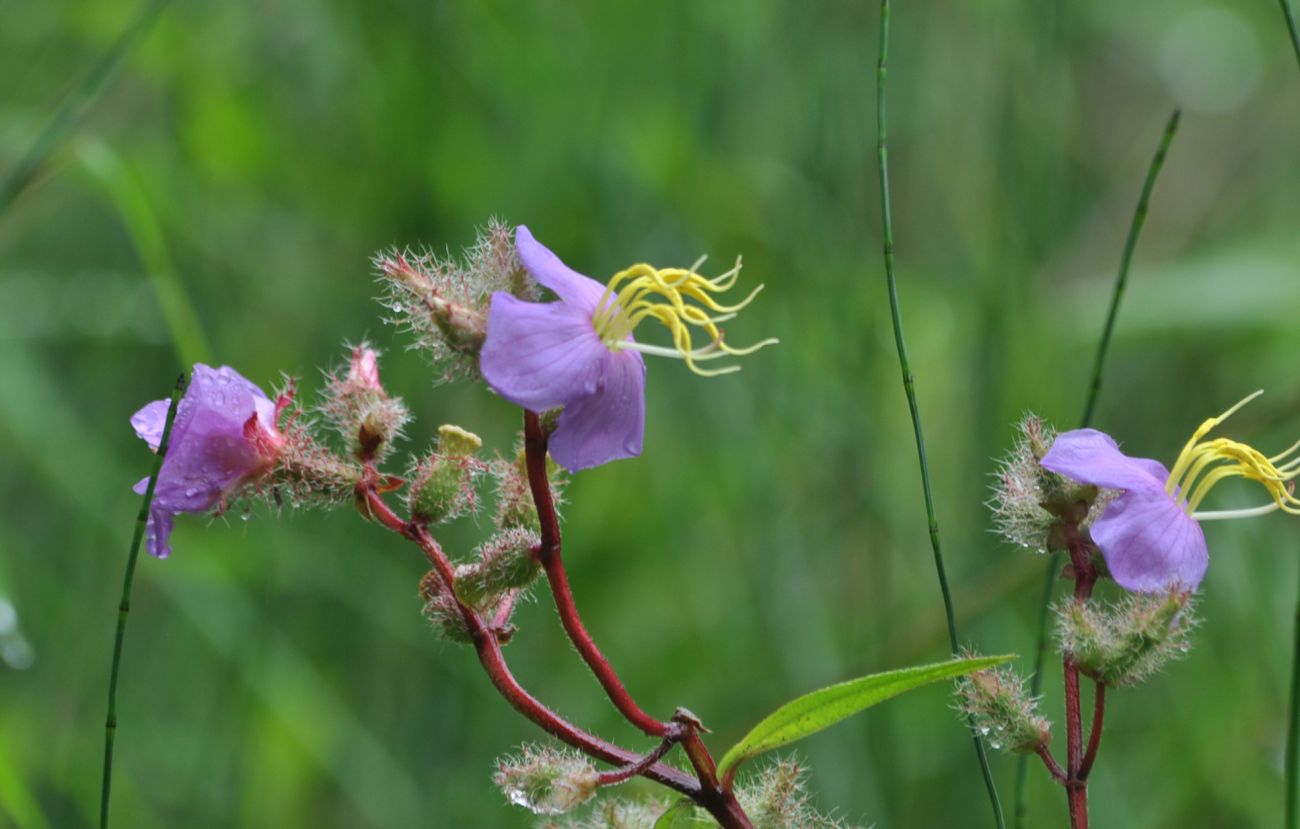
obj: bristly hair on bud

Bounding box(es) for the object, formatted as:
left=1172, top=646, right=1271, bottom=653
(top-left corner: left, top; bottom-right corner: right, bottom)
left=319, top=343, right=411, bottom=463
left=954, top=662, right=1051, bottom=754
left=493, top=439, right=569, bottom=532
left=494, top=743, right=600, bottom=817
left=419, top=570, right=475, bottom=645
left=989, top=414, right=1110, bottom=554
left=258, top=377, right=365, bottom=509
left=733, top=758, right=862, bottom=829
left=1056, top=590, right=1197, bottom=687
left=540, top=799, right=669, bottom=829
left=455, top=527, right=542, bottom=610
left=375, top=217, right=525, bottom=384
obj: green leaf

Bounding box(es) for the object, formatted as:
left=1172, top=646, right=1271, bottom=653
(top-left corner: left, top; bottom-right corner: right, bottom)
left=715, top=654, right=1014, bottom=779
left=652, top=799, right=697, bottom=829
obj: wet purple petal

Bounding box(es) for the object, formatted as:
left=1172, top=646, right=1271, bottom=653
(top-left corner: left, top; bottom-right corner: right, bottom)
left=144, top=508, right=176, bottom=560
left=516, top=225, right=609, bottom=312
left=130, top=364, right=279, bottom=558
left=1041, top=429, right=1166, bottom=493
left=130, top=399, right=171, bottom=450
left=1091, top=488, right=1208, bottom=593
left=548, top=350, right=646, bottom=471
left=481, top=292, right=607, bottom=411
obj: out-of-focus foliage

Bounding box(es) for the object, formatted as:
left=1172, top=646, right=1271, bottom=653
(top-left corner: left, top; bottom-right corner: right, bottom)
left=1, top=1, right=1298, bottom=827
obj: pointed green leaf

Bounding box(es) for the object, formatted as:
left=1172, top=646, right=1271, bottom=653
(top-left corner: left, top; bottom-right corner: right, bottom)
left=716, top=654, right=1014, bottom=778
left=652, top=798, right=697, bottom=828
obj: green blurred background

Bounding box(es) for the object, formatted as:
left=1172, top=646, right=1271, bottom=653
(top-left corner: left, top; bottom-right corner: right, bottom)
left=2, top=0, right=1299, bottom=826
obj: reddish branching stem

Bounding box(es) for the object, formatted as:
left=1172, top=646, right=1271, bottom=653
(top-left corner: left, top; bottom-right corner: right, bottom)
left=522, top=411, right=670, bottom=738
left=1078, top=683, right=1106, bottom=780
left=1061, top=536, right=1100, bottom=829
left=1036, top=744, right=1067, bottom=784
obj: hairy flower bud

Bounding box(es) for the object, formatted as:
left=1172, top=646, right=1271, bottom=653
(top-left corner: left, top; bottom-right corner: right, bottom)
left=408, top=425, right=486, bottom=524
left=991, top=414, right=1109, bottom=554
left=733, top=759, right=860, bottom=829
left=1056, top=590, right=1195, bottom=686
left=492, top=444, right=567, bottom=531
left=375, top=218, right=524, bottom=383
left=955, top=666, right=1050, bottom=754
left=320, top=344, right=411, bottom=463
left=456, top=527, right=542, bottom=609
left=419, top=571, right=473, bottom=644
left=494, top=744, right=599, bottom=816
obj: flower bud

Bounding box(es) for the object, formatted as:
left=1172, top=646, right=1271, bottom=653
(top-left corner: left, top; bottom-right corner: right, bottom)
left=321, top=345, right=411, bottom=463
left=494, top=744, right=599, bottom=816
left=954, top=665, right=1050, bottom=754
left=492, top=445, right=567, bottom=531
left=455, top=527, right=542, bottom=609
left=1056, top=590, right=1195, bottom=686
left=408, top=425, right=485, bottom=524
left=419, top=571, right=474, bottom=644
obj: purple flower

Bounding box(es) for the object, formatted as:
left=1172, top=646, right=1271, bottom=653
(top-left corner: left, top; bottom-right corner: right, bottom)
left=130, top=364, right=284, bottom=558
left=1042, top=392, right=1300, bottom=593
left=479, top=226, right=775, bottom=471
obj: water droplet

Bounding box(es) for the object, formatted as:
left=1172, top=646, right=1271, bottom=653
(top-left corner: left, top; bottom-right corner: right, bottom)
left=184, top=486, right=201, bottom=497
left=989, top=740, right=1002, bottom=750
left=994, top=725, right=1005, bottom=733
left=240, top=512, right=251, bottom=522
left=978, top=726, right=990, bottom=736
left=391, top=303, right=405, bottom=314
left=502, top=785, right=564, bottom=816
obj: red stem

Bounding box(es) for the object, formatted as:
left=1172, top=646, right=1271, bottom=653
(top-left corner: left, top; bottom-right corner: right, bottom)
left=1078, top=683, right=1106, bottom=780
left=363, top=483, right=754, bottom=829
left=1062, top=538, right=1098, bottom=829
left=1036, top=745, right=1067, bottom=784
left=362, top=487, right=697, bottom=796
left=522, top=411, right=669, bottom=738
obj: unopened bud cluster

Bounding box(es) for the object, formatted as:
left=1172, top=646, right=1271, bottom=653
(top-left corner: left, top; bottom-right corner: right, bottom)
left=954, top=666, right=1050, bottom=754
left=262, top=382, right=364, bottom=508
left=1057, top=590, right=1195, bottom=687
left=418, top=570, right=474, bottom=644
left=376, top=218, right=531, bottom=383
left=494, top=743, right=599, bottom=817
left=542, top=800, right=668, bottom=829
left=991, top=414, right=1108, bottom=554
left=320, top=344, right=411, bottom=463
left=408, top=425, right=487, bottom=524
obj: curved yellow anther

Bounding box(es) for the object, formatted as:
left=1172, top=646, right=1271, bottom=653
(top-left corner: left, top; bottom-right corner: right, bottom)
left=589, top=257, right=777, bottom=375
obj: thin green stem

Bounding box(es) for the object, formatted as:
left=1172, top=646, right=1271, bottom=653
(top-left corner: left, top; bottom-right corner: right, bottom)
left=1288, top=555, right=1300, bottom=829
left=876, top=3, right=1004, bottom=825
left=1281, top=0, right=1300, bottom=73
left=100, top=373, right=186, bottom=829
left=1012, top=110, right=1181, bottom=829
left=0, top=0, right=172, bottom=219
left=1079, top=109, right=1180, bottom=429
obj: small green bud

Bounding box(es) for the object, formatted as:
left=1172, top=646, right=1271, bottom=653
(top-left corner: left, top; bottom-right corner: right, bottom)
left=455, top=527, right=542, bottom=609
left=1057, top=591, right=1195, bottom=687
left=408, top=425, right=485, bottom=524
left=494, top=744, right=599, bottom=816
left=419, top=571, right=474, bottom=644
left=493, top=444, right=568, bottom=531
left=954, top=665, right=1051, bottom=754
left=733, top=759, right=860, bottom=829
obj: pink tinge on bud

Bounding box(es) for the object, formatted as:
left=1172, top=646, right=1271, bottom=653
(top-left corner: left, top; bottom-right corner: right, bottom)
left=243, top=402, right=287, bottom=467
left=348, top=346, right=384, bottom=392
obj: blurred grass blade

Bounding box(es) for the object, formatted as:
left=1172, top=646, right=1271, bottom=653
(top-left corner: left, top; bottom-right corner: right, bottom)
left=876, top=0, right=1006, bottom=823
left=715, top=654, right=1013, bottom=780
left=1281, top=0, right=1300, bottom=72
left=1288, top=558, right=1300, bottom=829
left=1014, top=108, right=1181, bottom=829
left=0, top=0, right=172, bottom=219
left=0, top=742, right=53, bottom=829
left=99, top=372, right=185, bottom=829
left=78, top=140, right=211, bottom=367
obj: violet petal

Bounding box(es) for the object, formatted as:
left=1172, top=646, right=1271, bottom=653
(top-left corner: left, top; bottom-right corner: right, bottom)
left=130, top=399, right=171, bottom=450
left=1091, top=488, right=1208, bottom=593
left=1041, top=429, right=1167, bottom=493
left=548, top=350, right=646, bottom=471
left=480, top=292, right=608, bottom=412
left=516, top=225, right=609, bottom=313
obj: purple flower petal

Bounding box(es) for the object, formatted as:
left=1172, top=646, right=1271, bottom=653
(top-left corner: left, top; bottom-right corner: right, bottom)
left=1041, top=429, right=1167, bottom=493
left=130, top=364, right=278, bottom=558
left=481, top=292, right=608, bottom=411
left=516, top=226, right=609, bottom=312
left=549, top=350, right=646, bottom=471
left=1091, top=488, right=1208, bottom=592
left=131, top=399, right=171, bottom=450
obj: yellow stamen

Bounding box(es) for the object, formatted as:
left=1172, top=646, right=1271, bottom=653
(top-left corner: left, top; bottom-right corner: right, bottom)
left=1164, top=391, right=1300, bottom=519
left=590, top=257, right=778, bottom=376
